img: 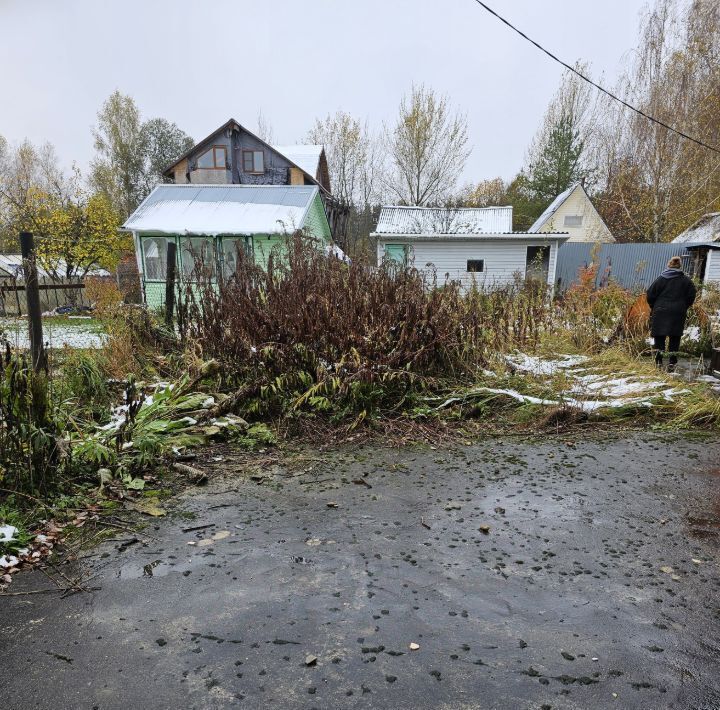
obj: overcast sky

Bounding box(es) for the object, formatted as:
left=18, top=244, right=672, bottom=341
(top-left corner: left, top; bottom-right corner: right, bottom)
left=0, top=0, right=648, bottom=185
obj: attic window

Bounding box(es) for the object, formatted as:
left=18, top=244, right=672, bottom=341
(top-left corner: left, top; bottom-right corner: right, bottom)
left=197, top=145, right=227, bottom=170
left=243, top=150, right=265, bottom=174
left=467, top=259, right=485, bottom=273
left=564, top=215, right=583, bottom=227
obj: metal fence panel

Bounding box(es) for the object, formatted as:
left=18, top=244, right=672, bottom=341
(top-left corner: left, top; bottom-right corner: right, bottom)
left=556, top=243, right=690, bottom=292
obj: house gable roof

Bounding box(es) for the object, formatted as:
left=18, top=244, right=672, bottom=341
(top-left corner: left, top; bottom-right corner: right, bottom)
left=123, top=184, right=320, bottom=236
left=529, top=182, right=614, bottom=242
left=671, top=212, right=720, bottom=244
left=374, top=205, right=514, bottom=235
left=162, top=119, right=331, bottom=194
left=528, top=183, right=579, bottom=232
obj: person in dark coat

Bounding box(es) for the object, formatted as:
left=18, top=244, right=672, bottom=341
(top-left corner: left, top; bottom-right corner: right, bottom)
left=646, top=256, right=696, bottom=370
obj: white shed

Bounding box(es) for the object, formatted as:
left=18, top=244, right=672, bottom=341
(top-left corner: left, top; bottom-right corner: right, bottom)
left=672, top=214, right=720, bottom=286
left=372, top=206, right=569, bottom=290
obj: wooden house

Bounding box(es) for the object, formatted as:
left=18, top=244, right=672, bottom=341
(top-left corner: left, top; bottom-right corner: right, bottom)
left=162, top=118, right=347, bottom=238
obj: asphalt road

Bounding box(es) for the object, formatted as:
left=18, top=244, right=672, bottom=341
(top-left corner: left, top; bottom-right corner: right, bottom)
left=2, top=433, right=719, bottom=709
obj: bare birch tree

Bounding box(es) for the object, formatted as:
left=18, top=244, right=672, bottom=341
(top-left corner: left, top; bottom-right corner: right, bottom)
left=307, top=111, right=376, bottom=207
left=596, top=0, right=720, bottom=242
left=256, top=110, right=275, bottom=144
left=383, top=85, right=470, bottom=206
left=307, top=111, right=381, bottom=256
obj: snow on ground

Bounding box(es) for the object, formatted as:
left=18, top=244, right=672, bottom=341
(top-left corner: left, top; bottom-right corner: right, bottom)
left=0, top=317, right=106, bottom=349
left=0, top=524, right=18, bottom=543
left=504, top=353, right=587, bottom=376
left=486, top=352, right=708, bottom=413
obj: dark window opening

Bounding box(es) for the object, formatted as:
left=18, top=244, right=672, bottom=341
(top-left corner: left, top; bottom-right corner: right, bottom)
left=526, top=245, right=550, bottom=281
left=197, top=145, right=227, bottom=169
left=467, top=259, right=484, bottom=273
left=243, top=150, right=265, bottom=174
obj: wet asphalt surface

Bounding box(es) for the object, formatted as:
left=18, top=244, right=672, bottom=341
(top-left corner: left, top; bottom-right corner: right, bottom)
left=1, top=432, right=720, bottom=710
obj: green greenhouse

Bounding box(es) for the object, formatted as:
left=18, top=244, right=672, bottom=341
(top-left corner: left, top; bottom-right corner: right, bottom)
left=123, top=184, right=333, bottom=309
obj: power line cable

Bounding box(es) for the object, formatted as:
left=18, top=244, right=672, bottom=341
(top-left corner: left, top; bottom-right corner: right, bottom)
left=470, top=0, right=720, bottom=155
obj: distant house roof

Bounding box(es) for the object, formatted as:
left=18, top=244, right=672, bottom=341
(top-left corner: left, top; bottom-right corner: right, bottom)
left=671, top=213, right=720, bottom=244
left=529, top=182, right=615, bottom=243
left=123, top=184, right=319, bottom=236
left=374, top=205, right=514, bottom=235
left=529, top=184, right=578, bottom=233
left=0, top=254, right=109, bottom=279
left=272, top=145, right=323, bottom=179
left=161, top=119, right=332, bottom=195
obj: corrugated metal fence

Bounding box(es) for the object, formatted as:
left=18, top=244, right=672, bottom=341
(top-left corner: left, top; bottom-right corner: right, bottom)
left=556, top=243, right=690, bottom=292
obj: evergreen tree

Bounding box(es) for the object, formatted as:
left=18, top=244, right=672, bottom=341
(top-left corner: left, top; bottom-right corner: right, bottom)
left=528, top=114, right=587, bottom=203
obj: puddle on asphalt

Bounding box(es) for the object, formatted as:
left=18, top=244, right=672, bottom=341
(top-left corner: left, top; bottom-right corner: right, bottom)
left=117, top=560, right=175, bottom=579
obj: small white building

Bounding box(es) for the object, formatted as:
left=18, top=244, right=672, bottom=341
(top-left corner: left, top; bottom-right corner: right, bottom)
left=529, top=182, right=615, bottom=243
left=372, top=206, right=569, bottom=290
left=671, top=212, right=720, bottom=285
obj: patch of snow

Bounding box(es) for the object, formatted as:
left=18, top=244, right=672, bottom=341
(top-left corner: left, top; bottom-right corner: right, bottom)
left=436, top=388, right=558, bottom=410
left=0, top=554, right=19, bottom=568
left=571, top=376, right=665, bottom=397
left=0, top=524, right=18, bottom=543
left=696, top=375, right=720, bottom=384
left=497, top=352, right=712, bottom=414
left=0, top=318, right=105, bottom=350
left=683, top=326, right=701, bottom=342
left=505, top=353, right=588, bottom=376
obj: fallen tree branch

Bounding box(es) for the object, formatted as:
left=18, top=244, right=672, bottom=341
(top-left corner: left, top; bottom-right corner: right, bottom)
left=195, top=383, right=257, bottom=423
left=0, top=586, right=100, bottom=597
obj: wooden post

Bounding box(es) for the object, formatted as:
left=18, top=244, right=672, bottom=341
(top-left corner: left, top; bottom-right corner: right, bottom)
left=164, top=241, right=177, bottom=328
left=19, top=232, right=46, bottom=371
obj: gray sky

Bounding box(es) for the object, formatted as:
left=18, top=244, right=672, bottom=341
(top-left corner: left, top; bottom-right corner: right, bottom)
left=0, top=0, right=648, bottom=185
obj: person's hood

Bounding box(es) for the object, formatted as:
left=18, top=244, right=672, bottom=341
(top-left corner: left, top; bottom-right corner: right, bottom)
left=660, top=268, right=683, bottom=279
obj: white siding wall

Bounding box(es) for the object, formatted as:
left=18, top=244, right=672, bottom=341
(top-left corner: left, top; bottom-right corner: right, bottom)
left=705, top=250, right=720, bottom=285
left=378, top=238, right=560, bottom=290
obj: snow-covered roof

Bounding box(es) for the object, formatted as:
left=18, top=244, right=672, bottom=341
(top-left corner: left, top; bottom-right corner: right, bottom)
left=374, top=205, right=513, bottom=235
left=529, top=183, right=578, bottom=233
left=671, top=213, right=720, bottom=244
left=273, top=145, right=323, bottom=179
left=123, top=184, right=319, bottom=236
left=0, top=254, right=109, bottom=279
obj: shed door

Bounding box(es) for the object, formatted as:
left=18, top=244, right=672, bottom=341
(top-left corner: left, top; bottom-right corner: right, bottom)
left=526, top=246, right=550, bottom=282
left=384, top=244, right=408, bottom=267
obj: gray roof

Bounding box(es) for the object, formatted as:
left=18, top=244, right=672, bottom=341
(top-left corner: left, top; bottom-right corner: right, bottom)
left=123, top=184, right=319, bottom=235
left=529, top=183, right=578, bottom=232
left=671, top=213, right=720, bottom=244
left=375, top=205, right=513, bottom=235
left=0, top=254, right=109, bottom=279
